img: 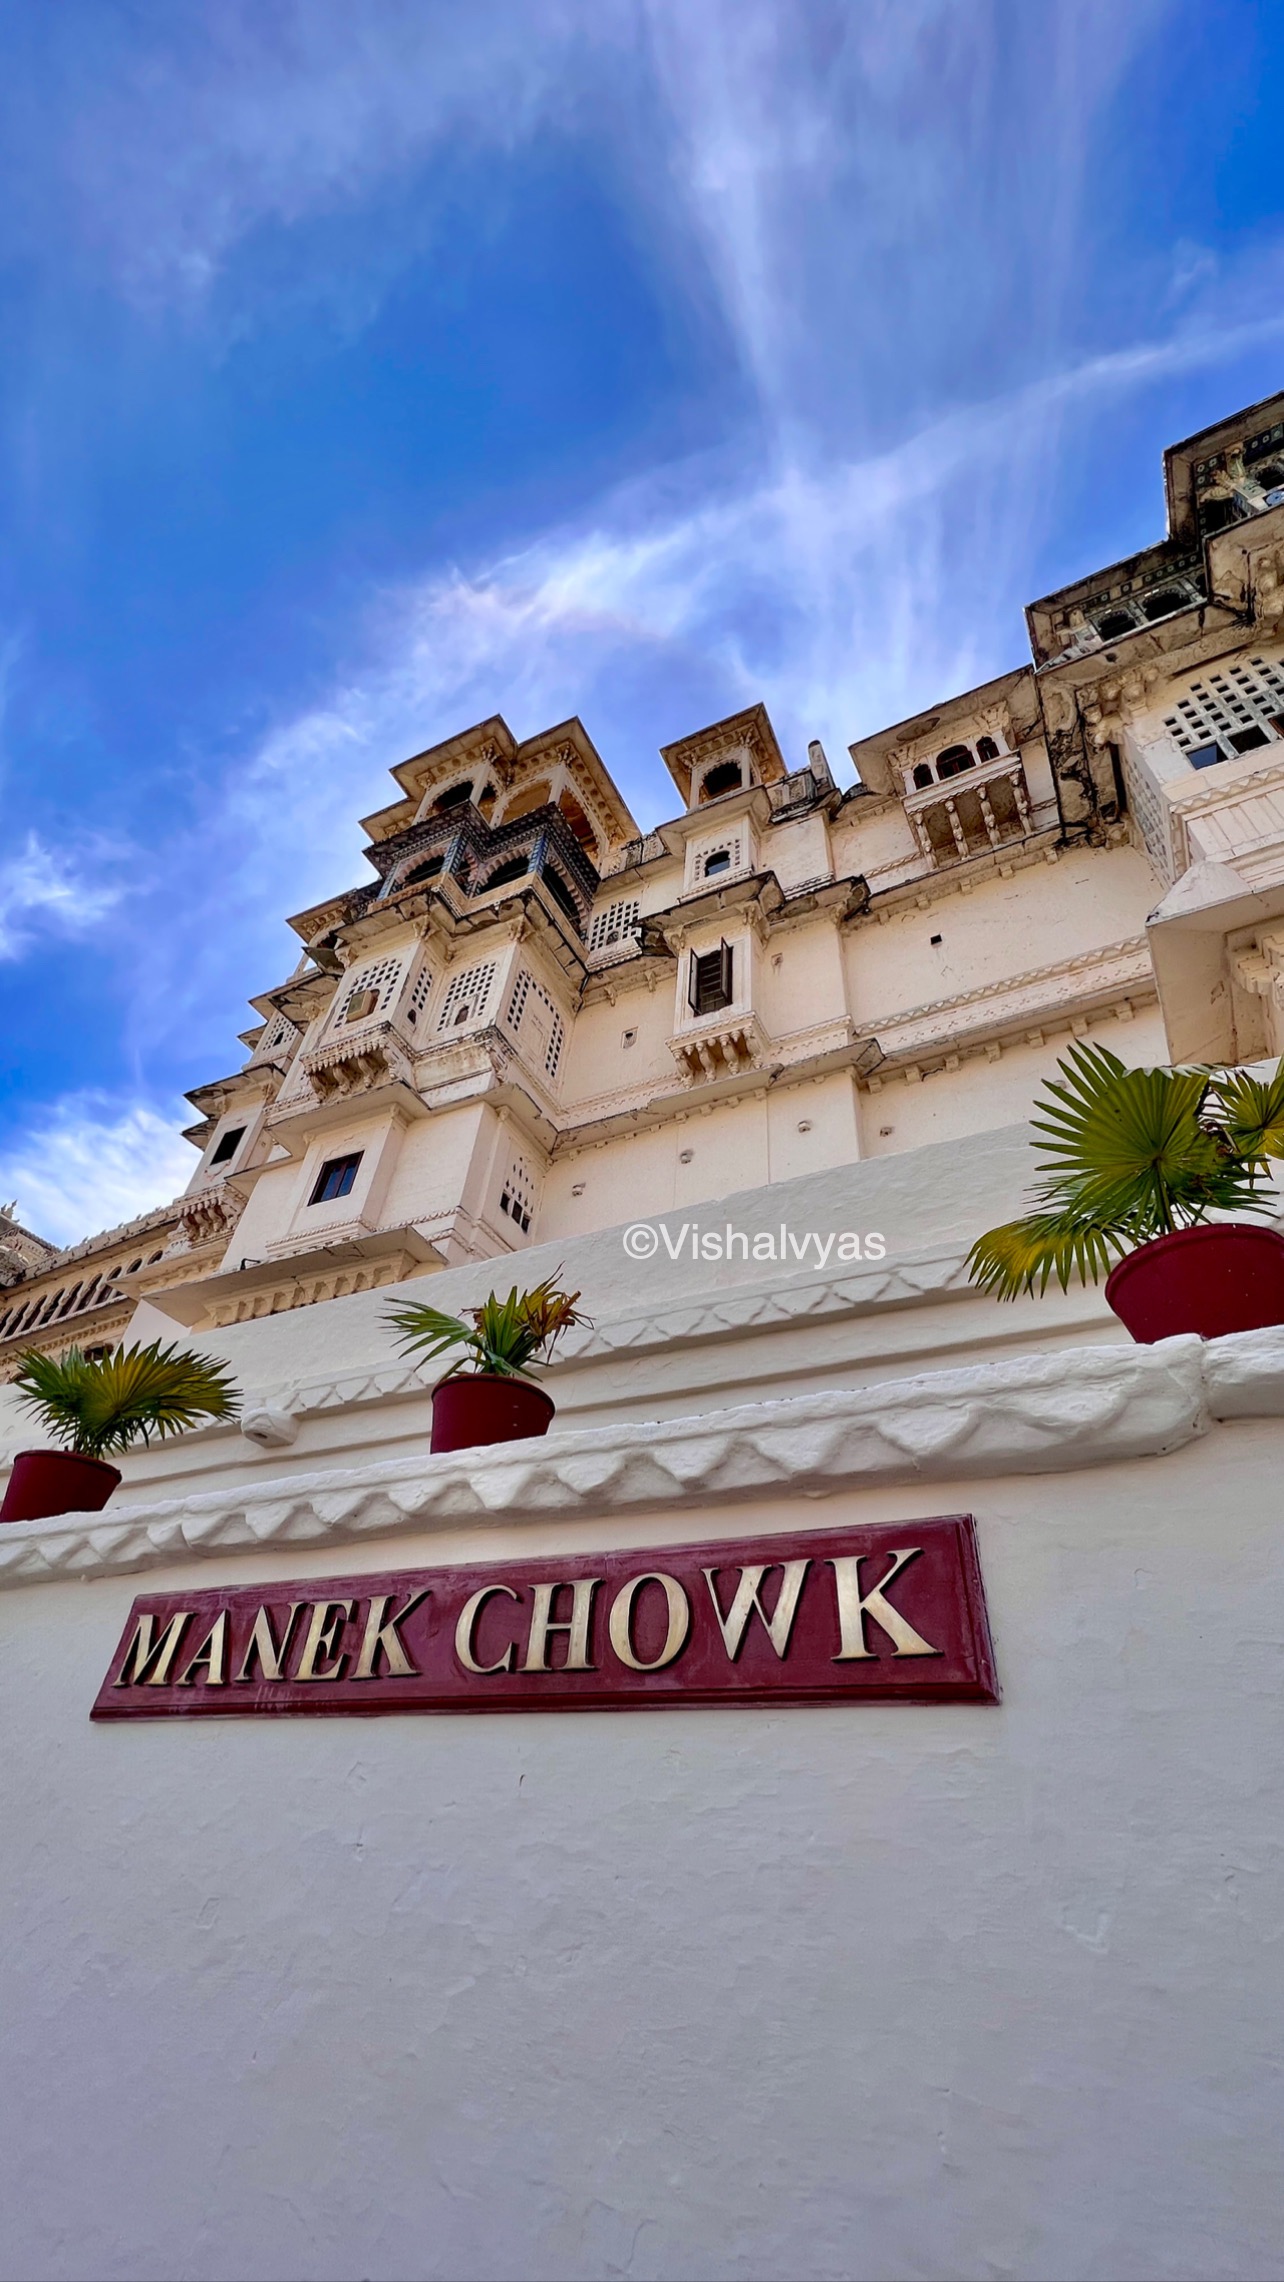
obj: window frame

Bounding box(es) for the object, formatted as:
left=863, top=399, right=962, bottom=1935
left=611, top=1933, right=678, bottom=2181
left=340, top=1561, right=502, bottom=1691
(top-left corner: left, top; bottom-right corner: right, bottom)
left=688, top=941, right=735, bottom=1017
left=309, top=1151, right=364, bottom=1207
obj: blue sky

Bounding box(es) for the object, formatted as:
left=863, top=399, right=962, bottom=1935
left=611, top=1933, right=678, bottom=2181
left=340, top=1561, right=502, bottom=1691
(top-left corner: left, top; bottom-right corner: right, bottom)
left=1, top=0, right=1283, bottom=1241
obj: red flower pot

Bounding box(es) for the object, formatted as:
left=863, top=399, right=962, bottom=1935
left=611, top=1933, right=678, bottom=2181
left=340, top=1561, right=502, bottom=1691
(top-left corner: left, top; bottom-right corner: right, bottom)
left=430, top=1374, right=556, bottom=1454
left=1104, top=1224, right=1284, bottom=1344
left=0, top=1449, right=122, bottom=1524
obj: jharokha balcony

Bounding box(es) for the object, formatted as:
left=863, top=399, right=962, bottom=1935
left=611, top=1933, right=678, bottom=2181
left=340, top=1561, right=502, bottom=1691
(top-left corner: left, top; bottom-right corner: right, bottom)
left=353, top=799, right=601, bottom=936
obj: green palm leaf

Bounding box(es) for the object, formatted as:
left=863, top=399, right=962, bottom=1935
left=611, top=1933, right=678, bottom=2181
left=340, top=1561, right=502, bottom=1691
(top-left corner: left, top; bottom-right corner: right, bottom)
left=1208, top=1062, right=1284, bottom=1168
left=387, top=1275, right=588, bottom=1381
left=382, top=1301, right=476, bottom=1370
left=1025, top=1043, right=1234, bottom=1234
left=967, top=1043, right=1284, bottom=1304
left=12, top=1341, right=240, bottom=1460
left=966, top=1211, right=1129, bottom=1302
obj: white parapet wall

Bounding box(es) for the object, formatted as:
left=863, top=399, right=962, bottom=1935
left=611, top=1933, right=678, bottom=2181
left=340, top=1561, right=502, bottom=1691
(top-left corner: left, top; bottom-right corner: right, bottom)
left=1, top=1327, right=1283, bottom=2280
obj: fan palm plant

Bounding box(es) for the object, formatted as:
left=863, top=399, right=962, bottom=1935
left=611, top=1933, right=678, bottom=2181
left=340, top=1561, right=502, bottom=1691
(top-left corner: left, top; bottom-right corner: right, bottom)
left=385, top=1273, right=589, bottom=1380
left=967, top=1042, right=1284, bottom=1301
left=11, top=1339, right=241, bottom=1459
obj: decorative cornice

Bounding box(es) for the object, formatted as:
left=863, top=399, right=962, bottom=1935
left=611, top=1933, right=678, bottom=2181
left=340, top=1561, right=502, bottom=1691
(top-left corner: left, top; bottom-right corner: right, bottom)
left=0, top=1329, right=1244, bottom=1589
left=865, top=936, right=1155, bottom=1064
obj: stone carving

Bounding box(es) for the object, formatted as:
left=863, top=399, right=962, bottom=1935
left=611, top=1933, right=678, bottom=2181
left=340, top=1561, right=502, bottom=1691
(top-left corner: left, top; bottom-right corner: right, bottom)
left=0, top=1328, right=1241, bottom=1589
left=301, top=1026, right=415, bottom=1103
left=177, top=1188, right=245, bottom=1253
left=240, top=1405, right=300, bottom=1449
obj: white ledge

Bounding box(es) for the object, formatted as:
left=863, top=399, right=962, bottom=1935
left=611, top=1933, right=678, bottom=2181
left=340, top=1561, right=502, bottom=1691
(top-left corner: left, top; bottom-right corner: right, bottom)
left=231, top=1243, right=982, bottom=1432
left=0, top=1330, right=1251, bottom=1588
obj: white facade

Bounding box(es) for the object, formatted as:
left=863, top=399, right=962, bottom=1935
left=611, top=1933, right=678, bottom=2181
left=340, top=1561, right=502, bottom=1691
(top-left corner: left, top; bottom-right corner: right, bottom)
left=4, top=393, right=1284, bottom=2281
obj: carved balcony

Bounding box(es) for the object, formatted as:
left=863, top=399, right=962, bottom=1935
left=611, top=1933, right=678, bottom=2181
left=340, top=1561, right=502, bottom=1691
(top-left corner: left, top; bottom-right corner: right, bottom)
left=905, top=752, right=1034, bottom=868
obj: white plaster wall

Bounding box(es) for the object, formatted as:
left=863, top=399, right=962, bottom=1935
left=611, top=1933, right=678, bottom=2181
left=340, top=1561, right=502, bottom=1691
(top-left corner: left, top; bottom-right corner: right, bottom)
left=832, top=799, right=919, bottom=893
left=845, top=843, right=1157, bottom=1027
left=380, top=1102, right=490, bottom=1228
left=757, top=922, right=846, bottom=1040
left=857, top=1006, right=1171, bottom=1157
left=560, top=984, right=675, bottom=1111
left=2, top=1423, right=1282, bottom=2282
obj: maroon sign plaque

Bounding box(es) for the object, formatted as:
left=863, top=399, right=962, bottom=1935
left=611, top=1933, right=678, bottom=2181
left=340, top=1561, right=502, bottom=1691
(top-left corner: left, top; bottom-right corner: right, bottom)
left=91, top=1517, right=998, bottom=1719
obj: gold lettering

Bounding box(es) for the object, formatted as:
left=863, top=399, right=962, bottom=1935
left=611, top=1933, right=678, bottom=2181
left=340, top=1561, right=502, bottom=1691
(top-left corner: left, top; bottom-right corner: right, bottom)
left=521, top=1578, right=600, bottom=1673
left=455, top=1584, right=520, bottom=1674
left=828, top=1550, right=941, bottom=1659
left=113, top=1609, right=193, bottom=1687
left=607, top=1573, right=690, bottom=1672
left=703, top=1560, right=810, bottom=1660
left=294, top=1599, right=354, bottom=1682
left=234, top=1603, right=305, bottom=1684
left=351, top=1590, right=429, bottom=1680
left=175, top=1610, right=229, bottom=1687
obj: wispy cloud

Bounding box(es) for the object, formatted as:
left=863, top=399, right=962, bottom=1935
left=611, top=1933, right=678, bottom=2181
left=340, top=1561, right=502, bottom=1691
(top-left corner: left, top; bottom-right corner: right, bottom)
left=4, top=0, right=1282, bottom=1251
left=0, top=833, right=124, bottom=961
left=75, top=0, right=1284, bottom=1063
left=0, top=1096, right=194, bottom=1246
left=1, top=0, right=626, bottom=307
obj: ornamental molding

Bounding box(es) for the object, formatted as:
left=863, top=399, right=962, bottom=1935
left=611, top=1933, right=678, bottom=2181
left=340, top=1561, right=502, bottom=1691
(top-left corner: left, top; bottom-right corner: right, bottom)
left=176, top=1188, right=245, bottom=1254
left=892, top=704, right=1017, bottom=773
left=1169, top=747, right=1284, bottom=823
left=865, top=936, right=1155, bottom=1063
left=669, top=1011, right=775, bottom=1082
left=216, top=1240, right=980, bottom=1414
left=301, top=1024, right=417, bottom=1104
left=13, top=1327, right=1283, bottom=1589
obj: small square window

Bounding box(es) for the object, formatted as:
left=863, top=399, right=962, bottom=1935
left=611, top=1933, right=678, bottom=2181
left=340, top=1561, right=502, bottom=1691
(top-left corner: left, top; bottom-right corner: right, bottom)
left=310, top=1152, right=363, bottom=1205
left=210, top=1126, right=245, bottom=1166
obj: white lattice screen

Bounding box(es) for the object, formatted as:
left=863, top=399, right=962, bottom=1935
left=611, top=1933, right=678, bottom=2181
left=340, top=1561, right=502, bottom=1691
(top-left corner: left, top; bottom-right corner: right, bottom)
left=504, top=968, right=565, bottom=1078
left=1164, top=656, right=1284, bottom=759
left=404, top=963, right=434, bottom=1027
left=499, top=1156, right=536, bottom=1234
left=331, top=956, right=405, bottom=1028
left=436, top=962, right=497, bottom=1031
left=588, top=898, right=640, bottom=952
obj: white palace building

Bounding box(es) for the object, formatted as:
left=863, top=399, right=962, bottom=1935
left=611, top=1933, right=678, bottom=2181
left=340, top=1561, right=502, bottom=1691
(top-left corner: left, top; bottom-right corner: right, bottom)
left=3, top=394, right=1284, bottom=2282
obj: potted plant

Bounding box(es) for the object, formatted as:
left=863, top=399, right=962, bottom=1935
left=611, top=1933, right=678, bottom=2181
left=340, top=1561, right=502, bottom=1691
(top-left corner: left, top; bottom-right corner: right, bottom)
left=386, top=1274, right=589, bottom=1452
left=967, top=1041, right=1284, bottom=1342
left=1, top=1340, right=241, bottom=1523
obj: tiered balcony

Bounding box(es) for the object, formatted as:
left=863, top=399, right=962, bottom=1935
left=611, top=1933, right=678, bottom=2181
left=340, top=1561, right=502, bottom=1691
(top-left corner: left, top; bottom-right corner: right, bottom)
left=363, top=801, right=600, bottom=933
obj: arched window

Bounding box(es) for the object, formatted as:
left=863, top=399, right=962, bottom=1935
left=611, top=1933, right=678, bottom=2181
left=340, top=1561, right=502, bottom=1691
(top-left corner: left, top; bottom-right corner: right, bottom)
left=433, top=780, right=473, bottom=813
left=482, top=855, right=530, bottom=892
left=556, top=791, right=596, bottom=851
left=700, top=760, right=744, bottom=801
left=703, top=849, right=733, bottom=878
left=542, top=869, right=580, bottom=922
left=500, top=781, right=552, bottom=826
left=911, top=763, right=933, bottom=790
left=401, top=853, right=444, bottom=890
left=976, top=736, right=999, bottom=762
left=1142, top=591, right=1186, bottom=623
left=936, top=745, right=975, bottom=779
left=1096, top=610, right=1136, bottom=642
